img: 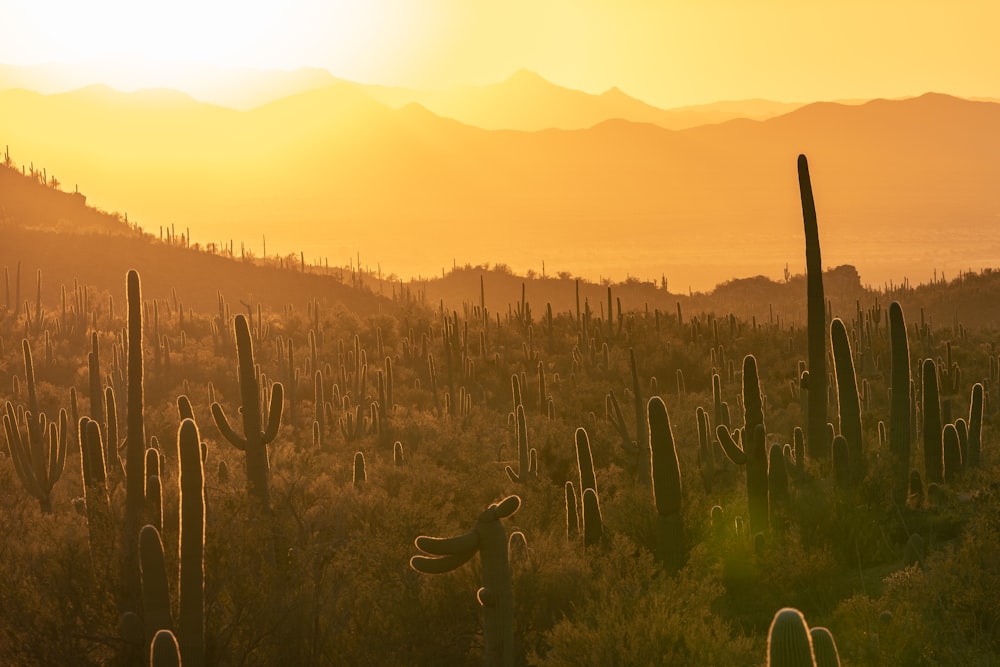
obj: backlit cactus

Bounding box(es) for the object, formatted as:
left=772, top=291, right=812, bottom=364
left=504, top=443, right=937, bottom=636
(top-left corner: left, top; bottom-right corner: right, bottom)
left=411, top=496, right=521, bottom=667
left=647, top=396, right=683, bottom=570
left=888, top=302, right=911, bottom=504
left=767, top=606, right=816, bottom=666
left=798, top=154, right=828, bottom=461
left=831, top=318, right=862, bottom=485
left=211, top=313, right=284, bottom=512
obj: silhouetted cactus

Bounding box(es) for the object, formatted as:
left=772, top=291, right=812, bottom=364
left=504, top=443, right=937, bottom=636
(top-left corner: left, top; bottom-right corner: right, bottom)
left=139, top=525, right=173, bottom=648
left=717, top=355, right=769, bottom=534
left=921, top=358, right=943, bottom=484
left=393, top=441, right=404, bottom=467
left=582, top=487, right=604, bottom=547
left=150, top=629, right=181, bottom=667
left=177, top=418, right=205, bottom=667
left=696, top=406, right=715, bottom=491
left=123, top=269, right=146, bottom=617
left=648, top=396, right=683, bottom=570
left=768, top=443, right=789, bottom=529
left=505, top=404, right=537, bottom=483
left=889, top=303, right=911, bottom=504
left=767, top=607, right=816, bottom=666
left=942, top=423, right=962, bottom=482
left=574, top=427, right=597, bottom=496
left=410, top=496, right=521, bottom=667
left=145, top=448, right=162, bottom=533
left=799, top=154, right=828, bottom=462
left=810, top=627, right=842, bottom=667
left=564, top=481, right=579, bottom=541
left=211, top=314, right=284, bottom=512
left=3, top=402, right=68, bottom=514
left=967, top=382, right=983, bottom=468
left=353, top=451, right=367, bottom=487
left=80, top=417, right=114, bottom=586
left=830, top=318, right=862, bottom=485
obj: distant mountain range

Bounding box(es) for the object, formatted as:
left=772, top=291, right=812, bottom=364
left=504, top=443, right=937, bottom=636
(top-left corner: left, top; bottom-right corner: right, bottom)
left=0, top=62, right=807, bottom=129
left=1, top=63, right=998, bottom=290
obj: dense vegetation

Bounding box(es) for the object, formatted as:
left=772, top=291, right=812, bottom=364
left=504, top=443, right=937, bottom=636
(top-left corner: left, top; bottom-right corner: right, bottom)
left=1, top=156, right=999, bottom=666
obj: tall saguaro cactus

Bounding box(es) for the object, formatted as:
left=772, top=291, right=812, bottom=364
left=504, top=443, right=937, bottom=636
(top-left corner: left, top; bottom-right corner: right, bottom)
left=177, top=418, right=205, bottom=667
left=211, top=314, right=284, bottom=512
left=798, top=154, right=828, bottom=461
left=123, top=269, right=146, bottom=617
left=888, top=302, right=911, bottom=504
left=410, top=496, right=521, bottom=667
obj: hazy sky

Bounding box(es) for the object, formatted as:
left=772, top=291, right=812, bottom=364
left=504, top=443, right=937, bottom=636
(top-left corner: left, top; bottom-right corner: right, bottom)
left=2, top=1, right=997, bottom=106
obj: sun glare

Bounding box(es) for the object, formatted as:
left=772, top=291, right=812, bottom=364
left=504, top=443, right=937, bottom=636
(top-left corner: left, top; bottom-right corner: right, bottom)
left=1, top=1, right=416, bottom=91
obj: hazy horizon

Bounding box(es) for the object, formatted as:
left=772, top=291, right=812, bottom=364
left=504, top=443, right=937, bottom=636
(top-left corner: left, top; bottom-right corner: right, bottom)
left=2, top=1, right=998, bottom=292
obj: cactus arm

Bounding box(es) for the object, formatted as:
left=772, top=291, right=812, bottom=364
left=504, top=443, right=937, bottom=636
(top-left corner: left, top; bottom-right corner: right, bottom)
left=490, top=495, right=521, bottom=519
left=574, top=427, right=597, bottom=494
left=717, top=425, right=747, bottom=464
left=210, top=403, right=247, bottom=451
left=415, top=531, right=480, bottom=556
left=261, top=383, right=284, bottom=444
left=177, top=395, right=195, bottom=421
left=53, top=408, right=69, bottom=487
left=410, top=551, right=477, bottom=574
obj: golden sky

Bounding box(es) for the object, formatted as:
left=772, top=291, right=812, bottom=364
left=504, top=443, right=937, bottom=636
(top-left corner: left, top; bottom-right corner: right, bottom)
left=2, top=1, right=996, bottom=107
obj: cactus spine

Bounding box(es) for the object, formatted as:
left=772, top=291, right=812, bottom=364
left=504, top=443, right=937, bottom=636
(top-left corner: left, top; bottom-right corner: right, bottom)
left=798, top=154, right=828, bottom=461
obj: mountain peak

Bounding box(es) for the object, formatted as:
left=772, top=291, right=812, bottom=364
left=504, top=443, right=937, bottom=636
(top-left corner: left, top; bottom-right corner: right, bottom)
left=503, top=69, right=551, bottom=87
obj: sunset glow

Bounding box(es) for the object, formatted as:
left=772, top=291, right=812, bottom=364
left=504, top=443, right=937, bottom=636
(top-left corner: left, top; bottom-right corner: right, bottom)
left=1, top=1, right=997, bottom=106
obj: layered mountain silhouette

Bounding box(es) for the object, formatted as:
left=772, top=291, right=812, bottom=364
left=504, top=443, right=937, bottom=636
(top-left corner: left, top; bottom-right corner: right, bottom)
left=1, top=69, right=998, bottom=290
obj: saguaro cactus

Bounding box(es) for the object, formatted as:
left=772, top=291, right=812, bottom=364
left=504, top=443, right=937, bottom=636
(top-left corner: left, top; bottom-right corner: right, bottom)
left=767, top=607, right=816, bottom=666
left=505, top=404, right=537, bottom=483
left=211, top=314, right=284, bottom=512
left=921, top=358, right=943, bottom=484
left=410, top=496, right=521, bottom=667
left=966, top=382, right=983, bottom=468
left=831, top=318, right=863, bottom=485
left=177, top=418, right=205, bottom=667
left=139, top=525, right=173, bottom=648
left=647, top=396, right=683, bottom=570
left=888, top=303, right=911, bottom=504
left=717, top=355, right=769, bottom=535
left=123, top=269, right=146, bottom=616
left=3, top=401, right=68, bottom=514
left=798, top=154, right=828, bottom=461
